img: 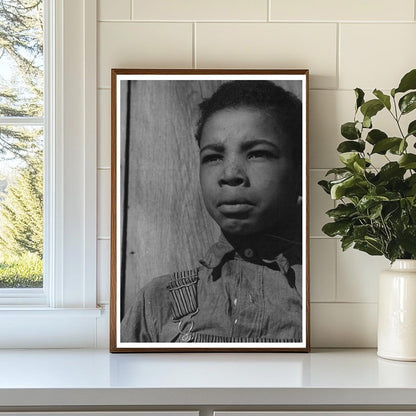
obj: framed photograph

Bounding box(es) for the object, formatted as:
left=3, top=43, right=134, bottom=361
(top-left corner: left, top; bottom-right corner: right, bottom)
left=110, top=69, right=310, bottom=352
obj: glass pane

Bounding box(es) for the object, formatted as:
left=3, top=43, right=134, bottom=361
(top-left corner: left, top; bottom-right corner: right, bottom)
left=0, top=126, right=43, bottom=288
left=0, top=0, right=44, bottom=117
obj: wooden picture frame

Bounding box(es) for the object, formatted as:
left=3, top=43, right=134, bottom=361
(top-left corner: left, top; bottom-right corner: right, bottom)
left=110, top=69, right=310, bottom=352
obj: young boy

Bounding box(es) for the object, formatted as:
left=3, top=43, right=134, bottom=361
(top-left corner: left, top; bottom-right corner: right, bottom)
left=121, top=80, right=303, bottom=343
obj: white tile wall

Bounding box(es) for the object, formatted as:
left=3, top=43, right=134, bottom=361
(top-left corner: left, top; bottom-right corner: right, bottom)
left=97, top=239, right=110, bottom=304
left=98, top=22, right=193, bottom=88
left=97, top=169, right=111, bottom=239
left=132, top=0, right=268, bottom=21
left=99, top=0, right=131, bottom=21
left=310, top=239, right=336, bottom=302
left=309, top=90, right=354, bottom=169
left=340, top=24, right=416, bottom=90
left=270, top=0, right=415, bottom=22
left=336, top=246, right=390, bottom=303
left=311, top=303, right=378, bottom=347
left=98, top=89, right=111, bottom=168
left=96, top=0, right=416, bottom=347
left=196, top=23, right=338, bottom=89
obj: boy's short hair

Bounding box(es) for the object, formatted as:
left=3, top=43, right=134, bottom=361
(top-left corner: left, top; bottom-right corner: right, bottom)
left=195, top=80, right=302, bottom=166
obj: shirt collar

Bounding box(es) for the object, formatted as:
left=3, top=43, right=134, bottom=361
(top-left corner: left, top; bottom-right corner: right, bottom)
left=199, top=232, right=301, bottom=272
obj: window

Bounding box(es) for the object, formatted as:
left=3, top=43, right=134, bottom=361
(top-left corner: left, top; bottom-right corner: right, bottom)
left=0, top=0, right=44, bottom=293
left=0, top=0, right=100, bottom=348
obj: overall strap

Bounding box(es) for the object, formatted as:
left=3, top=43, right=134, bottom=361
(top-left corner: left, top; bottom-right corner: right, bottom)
left=167, top=268, right=199, bottom=321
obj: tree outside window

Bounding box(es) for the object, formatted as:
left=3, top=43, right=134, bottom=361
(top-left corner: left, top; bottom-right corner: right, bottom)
left=0, top=0, right=44, bottom=288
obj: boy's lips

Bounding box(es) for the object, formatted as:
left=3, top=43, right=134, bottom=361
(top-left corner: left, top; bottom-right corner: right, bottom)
left=217, top=199, right=254, bottom=215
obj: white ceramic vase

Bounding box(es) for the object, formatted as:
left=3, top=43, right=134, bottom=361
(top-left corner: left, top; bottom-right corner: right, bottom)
left=378, top=259, right=416, bottom=361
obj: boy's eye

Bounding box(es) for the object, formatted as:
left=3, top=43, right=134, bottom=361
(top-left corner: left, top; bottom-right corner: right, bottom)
left=201, top=153, right=223, bottom=164
left=247, top=150, right=275, bottom=160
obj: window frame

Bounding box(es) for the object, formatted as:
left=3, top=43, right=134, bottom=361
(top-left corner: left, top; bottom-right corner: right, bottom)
left=0, top=0, right=100, bottom=347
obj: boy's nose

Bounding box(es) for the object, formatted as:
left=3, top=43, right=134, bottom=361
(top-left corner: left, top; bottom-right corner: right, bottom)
left=219, top=161, right=248, bottom=187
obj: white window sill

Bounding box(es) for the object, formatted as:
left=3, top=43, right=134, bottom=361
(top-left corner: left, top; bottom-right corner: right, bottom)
left=0, top=307, right=104, bottom=348
left=0, top=307, right=102, bottom=316
left=0, top=349, right=415, bottom=410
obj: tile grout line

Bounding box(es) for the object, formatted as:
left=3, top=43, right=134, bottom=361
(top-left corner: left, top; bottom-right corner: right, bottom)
left=309, top=236, right=338, bottom=239
left=311, top=301, right=378, bottom=305
left=130, top=0, right=133, bottom=20
left=98, top=19, right=415, bottom=24
left=267, top=0, right=271, bottom=22
left=336, top=22, right=340, bottom=90
left=193, top=22, right=197, bottom=69
left=333, top=229, right=339, bottom=303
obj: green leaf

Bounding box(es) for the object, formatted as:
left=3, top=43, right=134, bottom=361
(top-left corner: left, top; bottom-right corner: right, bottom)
left=341, top=235, right=355, bottom=251
left=405, top=174, right=416, bottom=196
left=338, top=152, right=369, bottom=174
left=339, top=152, right=358, bottom=166
left=330, top=176, right=357, bottom=199
left=386, top=240, right=403, bottom=263
left=389, top=139, right=408, bottom=155
left=369, top=203, right=383, bottom=220
left=318, top=180, right=331, bottom=194
left=341, top=122, right=361, bottom=140
left=353, top=158, right=366, bottom=173
left=399, top=92, right=416, bottom=115
left=365, top=236, right=384, bottom=251
left=373, top=89, right=391, bottom=110
left=371, top=137, right=402, bottom=154
left=410, top=206, right=416, bottom=222
left=378, top=162, right=406, bottom=181
left=355, top=88, right=365, bottom=110
left=408, top=174, right=416, bottom=186
left=357, top=195, right=389, bottom=212
left=354, top=241, right=383, bottom=256
left=399, top=154, right=416, bottom=169
left=360, top=99, right=384, bottom=119
left=407, top=120, right=416, bottom=137
left=353, top=224, right=374, bottom=240
left=363, top=116, right=372, bottom=129
left=407, top=174, right=416, bottom=187
left=366, top=129, right=387, bottom=145
left=326, top=203, right=356, bottom=220
left=399, top=139, right=407, bottom=154
left=330, top=175, right=370, bottom=200
left=398, top=227, right=416, bottom=255
left=337, top=140, right=365, bottom=153
left=384, top=191, right=402, bottom=201
left=325, top=167, right=351, bottom=176
left=396, top=69, right=416, bottom=94
left=322, top=221, right=351, bottom=237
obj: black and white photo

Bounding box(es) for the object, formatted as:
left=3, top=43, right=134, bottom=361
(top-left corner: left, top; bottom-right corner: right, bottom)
left=110, top=70, right=310, bottom=352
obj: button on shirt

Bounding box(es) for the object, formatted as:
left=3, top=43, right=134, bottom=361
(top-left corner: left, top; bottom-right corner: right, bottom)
left=121, top=234, right=303, bottom=343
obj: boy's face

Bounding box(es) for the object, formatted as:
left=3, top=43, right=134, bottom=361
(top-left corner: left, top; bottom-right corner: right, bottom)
left=199, top=106, right=299, bottom=237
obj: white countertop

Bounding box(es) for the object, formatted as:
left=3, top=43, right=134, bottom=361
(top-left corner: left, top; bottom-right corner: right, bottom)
left=0, top=348, right=416, bottom=408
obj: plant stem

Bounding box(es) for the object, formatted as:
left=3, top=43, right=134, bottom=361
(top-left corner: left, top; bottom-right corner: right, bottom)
left=390, top=97, right=406, bottom=139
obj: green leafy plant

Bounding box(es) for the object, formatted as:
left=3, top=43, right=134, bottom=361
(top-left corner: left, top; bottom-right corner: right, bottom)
left=319, top=69, right=416, bottom=262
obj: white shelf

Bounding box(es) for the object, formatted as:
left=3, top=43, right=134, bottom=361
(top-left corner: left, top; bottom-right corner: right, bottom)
left=0, top=349, right=415, bottom=409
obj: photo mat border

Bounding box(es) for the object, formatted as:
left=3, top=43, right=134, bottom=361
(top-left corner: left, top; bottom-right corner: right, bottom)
left=110, top=69, right=310, bottom=353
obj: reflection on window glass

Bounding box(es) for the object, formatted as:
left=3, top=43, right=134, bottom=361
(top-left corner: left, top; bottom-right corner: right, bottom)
left=0, top=0, right=44, bottom=289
